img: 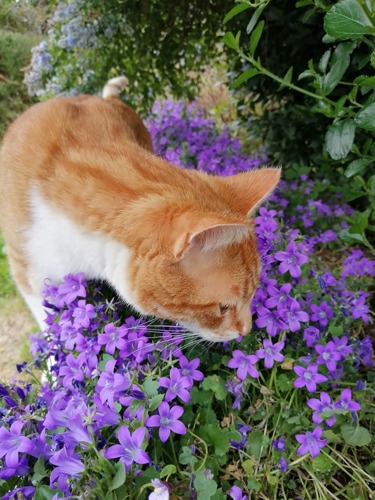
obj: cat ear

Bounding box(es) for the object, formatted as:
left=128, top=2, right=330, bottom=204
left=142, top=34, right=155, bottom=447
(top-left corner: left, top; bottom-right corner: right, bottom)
left=172, top=215, right=253, bottom=259
left=222, top=167, right=281, bottom=218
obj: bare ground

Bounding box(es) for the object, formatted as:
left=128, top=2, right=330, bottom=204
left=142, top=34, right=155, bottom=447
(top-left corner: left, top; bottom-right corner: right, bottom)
left=0, top=294, right=36, bottom=383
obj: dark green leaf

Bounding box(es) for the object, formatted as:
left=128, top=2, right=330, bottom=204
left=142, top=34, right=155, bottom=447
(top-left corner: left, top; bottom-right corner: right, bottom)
left=211, top=489, right=226, bottom=500
left=248, top=430, right=267, bottom=459
left=318, top=50, right=331, bottom=73
left=34, top=486, right=62, bottom=500
left=179, top=445, right=198, bottom=467
left=354, top=75, right=375, bottom=87
left=344, top=158, right=370, bottom=178
left=249, top=21, right=264, bottom=56
left=325, top=120, right=356, bottom=160
left=230, top=68, right=259, bottom=89
left=368, top=174, right=375, bottom=195
left=324, top=0, right=375, bottom=39
left=223, top=32, right=239, bottom=51
left=224, top=3, right=251, bottom=24
left=322, top=42, right=355, bottom=95
left=355, top=102, right=375, bottom=131
left=246, top=4, right=267, bottom=35
left=278, top=66, right=293, bottom=90
left=32, top=455, right=46, bottom=484
left=109, top=461, right=126, bottom=491
left=350, top=209, right=371, bottom=233
left=143, top=379, right=159, bottom=397
left=277, top=373, right=292, bottom=392
left=341, top=424, right=372, bottom=446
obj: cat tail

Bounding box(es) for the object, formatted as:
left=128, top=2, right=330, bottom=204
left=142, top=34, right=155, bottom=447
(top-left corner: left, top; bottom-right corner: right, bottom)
left=102, top=76, right=129, bottom=99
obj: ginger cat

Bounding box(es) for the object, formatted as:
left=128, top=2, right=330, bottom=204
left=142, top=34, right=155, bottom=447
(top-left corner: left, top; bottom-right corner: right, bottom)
left=0, top=77, right=280, bottom=342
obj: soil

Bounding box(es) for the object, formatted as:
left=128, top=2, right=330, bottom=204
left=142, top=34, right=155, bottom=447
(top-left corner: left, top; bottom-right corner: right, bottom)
left=0, top=294, right=36, bottom=383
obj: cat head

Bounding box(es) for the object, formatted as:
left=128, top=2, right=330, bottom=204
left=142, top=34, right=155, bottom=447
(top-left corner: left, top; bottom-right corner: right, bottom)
left=130, top=168, right=281, bottom=341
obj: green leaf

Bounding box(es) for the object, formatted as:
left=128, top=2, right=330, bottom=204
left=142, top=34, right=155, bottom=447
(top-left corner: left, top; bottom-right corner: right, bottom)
left=242, top=458, right=255, bottom=475
left=202, top=375, right=227, bottom=401
left=248, top=430, right=267, bottom=459
left=211, top=489, right=226, bottom=500
left=355, top=102, right=375, bottom=131
left=368, top=174, right=375, bottom=195
left=344, top=158, right=370, bottom=178
left=354, top=75, right=375, bottom=87
left=224, top=3, right=251, bottom=23
left=32, top=455, right=46, bottom=484
left=350, top=209, right=371, bottom=233
left=223, top=32, right=240, bottom=51
left=109, top=461, right=126, bottom=491
left=277, top=373, right=292, bottom=392
left=246, top=4, right=267, bottom=35
left=323, top=429, right=342, bottom=444
left=324, top=0, right=375, bottom=39
left=34, top=486, right=62, bottom=500
left=325, top=119, right=356, bottom=160
left=190, top=387, right=212, bottom=404
left=249, top=21, right=264, bottom=56
left=160, top=464, right=177, bottom=478
left=341, top=424, right=372, bottom=446
left=339, top=229, right=366, bottom=244
left=312, top=454, right=333, bottom=472
left=179, top=446, right=198, bottom=467
left=194, top=470, right=218, bottom=499
left=149, top=394, right=164, bottom=412
left=230, top=68, right=259, bottom=89
left=278, top=66, right=293, bottom=90
left=199, top=425, right=238, bottom=456
left=247, top=476, right=262, bottom=491
left=318, top=50, right=331, bottom=73
left=143, top=379, right=159, bottom=397
left=322, top=42, right=355, bottom=95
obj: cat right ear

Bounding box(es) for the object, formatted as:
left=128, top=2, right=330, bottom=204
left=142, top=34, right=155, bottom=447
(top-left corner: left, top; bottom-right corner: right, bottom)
left=221, top=167, right=281, bottom=218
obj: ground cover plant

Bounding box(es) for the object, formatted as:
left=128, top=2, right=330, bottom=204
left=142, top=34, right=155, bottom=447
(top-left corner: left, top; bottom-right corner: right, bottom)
left=0, top=100, right=374, bottom=500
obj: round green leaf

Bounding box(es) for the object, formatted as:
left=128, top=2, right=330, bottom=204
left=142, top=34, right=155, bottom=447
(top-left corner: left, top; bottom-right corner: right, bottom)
left=324, top=0, right=375, bottom=39
left=325, top=119, right=356, bottom=160
left=312, top=454, right=333, bottom=473
left=341, top=424, right=372, bottom=447
left=355, top=102, right=375, bottom=131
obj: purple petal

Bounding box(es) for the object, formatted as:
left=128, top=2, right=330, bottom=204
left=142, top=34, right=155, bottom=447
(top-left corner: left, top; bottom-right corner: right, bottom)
left=159, top=427, right=170, bottom=442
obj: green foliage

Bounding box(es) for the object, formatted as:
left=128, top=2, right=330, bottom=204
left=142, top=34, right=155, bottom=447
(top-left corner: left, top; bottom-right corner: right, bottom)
left=223, top=0, right=375, bottom=244
left=0, top=30, right=38, bottom=138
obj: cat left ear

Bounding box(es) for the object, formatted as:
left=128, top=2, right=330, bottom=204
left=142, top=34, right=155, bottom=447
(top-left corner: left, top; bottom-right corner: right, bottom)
left=221, top=167, right=281, bottom=218
left=172, top=217, right=254, bottom=260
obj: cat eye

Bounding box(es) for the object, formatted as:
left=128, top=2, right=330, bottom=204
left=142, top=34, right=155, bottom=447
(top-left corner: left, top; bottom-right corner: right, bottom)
left=219, top=304, right=231, bottom=315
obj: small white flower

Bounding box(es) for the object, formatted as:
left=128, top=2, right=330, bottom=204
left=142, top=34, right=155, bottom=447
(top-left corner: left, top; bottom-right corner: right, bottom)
left=149, top=478, right=169, bottom=500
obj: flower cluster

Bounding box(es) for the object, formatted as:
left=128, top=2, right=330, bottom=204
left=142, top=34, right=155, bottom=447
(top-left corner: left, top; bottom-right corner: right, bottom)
left=0, top=99, right=373, bottom=499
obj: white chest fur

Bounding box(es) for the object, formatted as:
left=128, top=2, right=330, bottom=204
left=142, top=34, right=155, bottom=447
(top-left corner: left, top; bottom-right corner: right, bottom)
left=25, top=189, right=136, bottom=308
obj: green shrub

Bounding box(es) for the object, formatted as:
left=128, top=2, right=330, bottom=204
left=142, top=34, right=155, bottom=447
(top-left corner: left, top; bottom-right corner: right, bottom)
left=0, top=30, right=39, bottom=138
left=224, top=0, right=375, bottom=248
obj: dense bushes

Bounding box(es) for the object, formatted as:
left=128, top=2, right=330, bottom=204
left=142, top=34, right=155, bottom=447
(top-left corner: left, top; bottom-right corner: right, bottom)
left=224, top=0, right=375, bottom=245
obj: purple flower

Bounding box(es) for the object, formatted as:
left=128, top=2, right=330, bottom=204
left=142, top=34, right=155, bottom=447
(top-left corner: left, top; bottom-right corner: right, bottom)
left=334, top=388, right=361, bottom=411
left=159, top=367, right=191, bottom=403
left=295, top=426, right=327, bottom=458
left=274, top=241, right=308, bottom=278
left=96, top=359, right=131, bottom=408
left=278, top=456, right=288, bottom=472
left=49, top=446, right=85, bottom=492
left=265, top=283, right=297, bottom=310
left=307, top=392, right=336, bottom=427
left=315, top=341, right=341, bottom=372
left=97, top=323, right=127, bottom=354
left=146, top=402, right=187, bottom=442
left=228, top=485, right=247, bottom=500
left=303, top=327, right=320, bottom=347
left=255, top=339, right=285, bottom=368
left=149, top=479, right=169, bottom=500
left=58, top=353, right=86, bottom=390
left=293, top=364, right=328, bottom=392
left=273, top=437, right=286, bottom=451
left=0, top=421, right=34, bottom=468
left=228, top=350, right=259, bottom=380
left=255, top=307, right=288, bottom=337
left=105, top=426, right=150, bottom=470
left=179, top=355, right=204, bottom=385
left=2, top=487, right=36, bottom=500
left=351, top=296, right=370, bottom=323
left=0, top=456, right=30, bottom=480
left=72, top=299, right=96, bottom=328
left=279, top=302, right=309, bottom=332
left=332, top=336, right=352, bottom=360
left=56, top=272, right=86, bottom=306
left=310, top=302, right=334, bottom=327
